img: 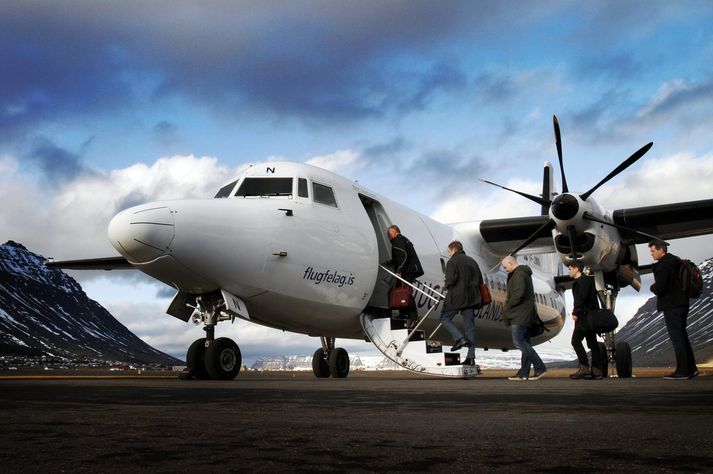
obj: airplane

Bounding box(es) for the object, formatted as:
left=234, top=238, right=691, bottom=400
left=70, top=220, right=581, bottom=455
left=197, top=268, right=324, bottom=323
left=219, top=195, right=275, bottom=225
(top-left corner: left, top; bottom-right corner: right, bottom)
left=46, top=116, right=713, bottom=380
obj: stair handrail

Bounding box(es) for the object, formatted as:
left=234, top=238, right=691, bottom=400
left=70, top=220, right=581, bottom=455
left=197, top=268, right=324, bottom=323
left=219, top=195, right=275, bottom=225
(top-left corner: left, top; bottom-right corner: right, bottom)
left=379, top=264, right=447, bottom=355
left=378, top=265, right=444, bottom=301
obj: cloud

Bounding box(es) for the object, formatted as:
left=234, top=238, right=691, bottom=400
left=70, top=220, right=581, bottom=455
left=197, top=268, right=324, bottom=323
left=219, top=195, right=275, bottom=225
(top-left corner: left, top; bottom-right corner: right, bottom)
left=306, top=149, right=364, bottom=176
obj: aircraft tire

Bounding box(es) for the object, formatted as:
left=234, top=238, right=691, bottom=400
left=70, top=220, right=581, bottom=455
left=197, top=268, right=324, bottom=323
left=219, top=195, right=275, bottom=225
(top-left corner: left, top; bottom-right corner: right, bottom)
left=186, top=338, right=210, bottom=380
left=615, top=341, right=633, bottom=378
left=312, top=348, right=331, bottom=378
left=205, top=337, right=242, bottom=380
left=328, top=347, right=350, bottom=378
left=598, top=342, right=608, bottom=378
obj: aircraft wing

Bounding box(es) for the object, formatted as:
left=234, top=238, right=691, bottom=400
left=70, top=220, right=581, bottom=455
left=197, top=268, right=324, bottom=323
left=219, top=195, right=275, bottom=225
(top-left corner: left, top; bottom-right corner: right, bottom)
left=44, top=256, right=134, bottom=270
left=613, top=198, right=713, bottom=244
left=478, top=215, right=555, bottom=255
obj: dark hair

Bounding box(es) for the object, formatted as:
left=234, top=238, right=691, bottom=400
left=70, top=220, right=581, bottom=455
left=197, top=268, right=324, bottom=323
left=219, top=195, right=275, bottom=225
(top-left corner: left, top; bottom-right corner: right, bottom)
left=568, top=260, right=584, bottom=272
left=648, top=239, right=669, bottom=251
left=448, top=240, right=463, bottom=252
left=388, top=225, right=401, bottom=234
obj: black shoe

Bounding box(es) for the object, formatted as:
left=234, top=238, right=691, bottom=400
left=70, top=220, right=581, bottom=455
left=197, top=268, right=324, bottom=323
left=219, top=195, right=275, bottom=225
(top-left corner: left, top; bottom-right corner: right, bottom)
left=450, top=337, right=468, bottom=351
left=689, top=369, right=699, bottom=379
left=461, top=358, right=475, bottom=366
left=663, top=372, right=689, bottom=380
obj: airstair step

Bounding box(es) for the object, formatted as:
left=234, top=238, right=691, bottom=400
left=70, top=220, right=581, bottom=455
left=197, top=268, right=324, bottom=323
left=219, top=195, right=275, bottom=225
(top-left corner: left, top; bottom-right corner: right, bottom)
left=360, top=312, right=479, bottom=378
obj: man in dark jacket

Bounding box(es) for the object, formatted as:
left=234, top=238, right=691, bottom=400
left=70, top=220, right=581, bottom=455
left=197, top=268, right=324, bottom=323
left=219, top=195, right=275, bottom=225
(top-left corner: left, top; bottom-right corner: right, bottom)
left=649, top=240, right=698, bottom=379
left=568, top=261, right=602, bottom=380
left=501, top=256, right=546, bottom=381
left=439, top=241, right=483, bottom=366
left=386, top=225, right=423, bottom=321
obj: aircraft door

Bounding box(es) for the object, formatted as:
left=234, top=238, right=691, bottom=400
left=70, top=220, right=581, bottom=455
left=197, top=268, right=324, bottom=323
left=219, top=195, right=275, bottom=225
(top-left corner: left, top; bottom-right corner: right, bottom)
left=359, top=195, right=393, bottom=309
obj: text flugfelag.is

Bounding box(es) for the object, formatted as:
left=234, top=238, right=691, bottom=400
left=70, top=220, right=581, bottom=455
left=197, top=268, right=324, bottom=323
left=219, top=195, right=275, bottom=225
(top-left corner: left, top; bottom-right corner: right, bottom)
left=303, top=267, right=356, bottom=287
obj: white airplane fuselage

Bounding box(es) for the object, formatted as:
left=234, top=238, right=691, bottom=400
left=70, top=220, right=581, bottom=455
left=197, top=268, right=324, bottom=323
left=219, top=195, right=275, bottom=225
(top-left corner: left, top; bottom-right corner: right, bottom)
left=107, top=162, right=566, bottom=350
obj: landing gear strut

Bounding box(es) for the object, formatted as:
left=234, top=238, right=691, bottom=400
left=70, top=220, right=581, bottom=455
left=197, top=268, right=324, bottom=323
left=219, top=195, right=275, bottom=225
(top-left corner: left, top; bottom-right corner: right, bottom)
left=312, top=337, right=350, bottom=378
left=596, top=278, right=633, bottom=378
left=185, top=293, right=242, bottom=380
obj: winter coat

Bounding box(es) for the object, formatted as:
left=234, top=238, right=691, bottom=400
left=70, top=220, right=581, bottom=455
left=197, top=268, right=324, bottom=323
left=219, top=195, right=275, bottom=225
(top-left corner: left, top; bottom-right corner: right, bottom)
left=650, top=253, right=689, bottom=310
left=443, top=250, right=482, bottom=311
left=388, top=234, right=424, bottom=282
left=502, top=265, right=537, bottom=327
left=572, top=275, right=600, bottom=316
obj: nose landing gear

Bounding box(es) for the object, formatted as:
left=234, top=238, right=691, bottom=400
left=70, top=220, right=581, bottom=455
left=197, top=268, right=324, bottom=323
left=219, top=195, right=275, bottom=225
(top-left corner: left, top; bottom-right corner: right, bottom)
left=184, top=293, right=242, bottom=380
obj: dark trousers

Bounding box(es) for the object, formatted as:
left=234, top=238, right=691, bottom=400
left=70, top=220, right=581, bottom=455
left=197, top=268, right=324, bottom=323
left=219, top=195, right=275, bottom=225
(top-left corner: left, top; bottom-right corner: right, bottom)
left=663, top=305, right=697, bottom=375
left=571, top=317, right=601, bottom=369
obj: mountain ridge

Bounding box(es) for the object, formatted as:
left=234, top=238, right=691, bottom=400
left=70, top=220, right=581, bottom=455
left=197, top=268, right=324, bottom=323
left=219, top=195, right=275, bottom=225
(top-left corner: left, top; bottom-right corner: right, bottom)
left=0, top=240, right=181, bottom=365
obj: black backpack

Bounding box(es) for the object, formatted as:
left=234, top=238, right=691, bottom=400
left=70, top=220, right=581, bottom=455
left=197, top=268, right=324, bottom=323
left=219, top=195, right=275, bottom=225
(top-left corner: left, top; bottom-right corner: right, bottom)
left=679, top=259, right=703, bottom=299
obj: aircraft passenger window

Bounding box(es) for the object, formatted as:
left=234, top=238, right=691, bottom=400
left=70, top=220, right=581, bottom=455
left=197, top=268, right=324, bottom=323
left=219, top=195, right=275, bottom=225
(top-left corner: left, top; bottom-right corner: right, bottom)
left=214, top=180, right=238, bottom=198
left=312, top=182, right=338, bottom=208
left=298, top=178, right=308, bottom=198
left=235, top=177, right=293, bottom=197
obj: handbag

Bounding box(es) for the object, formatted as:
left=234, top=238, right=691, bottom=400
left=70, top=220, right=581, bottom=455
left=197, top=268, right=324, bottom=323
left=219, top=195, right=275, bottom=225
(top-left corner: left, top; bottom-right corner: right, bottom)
left=528, top=314, right=547, bottom=337
left=584, top=308, right=619, bottom=333
left=479, top=283, right=492, bottom=306
left=388, top=284, right=414, bottom=309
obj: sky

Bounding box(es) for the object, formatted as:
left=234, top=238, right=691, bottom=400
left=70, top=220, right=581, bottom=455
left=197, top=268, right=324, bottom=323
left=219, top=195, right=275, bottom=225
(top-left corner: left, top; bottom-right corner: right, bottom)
left=2, top=1, right=713, bottom=364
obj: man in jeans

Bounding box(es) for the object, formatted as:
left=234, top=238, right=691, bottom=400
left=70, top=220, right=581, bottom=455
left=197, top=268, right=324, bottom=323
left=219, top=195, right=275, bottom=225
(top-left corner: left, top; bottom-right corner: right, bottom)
left=501, top=256, right=546, bottom=381
left=439, top=240, right=483, bottom=367
left=649, top=240, right=698, bottom=379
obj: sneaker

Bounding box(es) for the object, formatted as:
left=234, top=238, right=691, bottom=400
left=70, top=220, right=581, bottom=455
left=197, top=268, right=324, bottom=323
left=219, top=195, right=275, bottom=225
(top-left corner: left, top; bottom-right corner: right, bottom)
left=569, top=365, right=589, bottom=380
left=508, top=375, right=528, bottom=381
left=688, top=370, right=699, bottom=379
left=663, top=372, right=689, bottom=380
left=530, top=369, right=547, bottom=380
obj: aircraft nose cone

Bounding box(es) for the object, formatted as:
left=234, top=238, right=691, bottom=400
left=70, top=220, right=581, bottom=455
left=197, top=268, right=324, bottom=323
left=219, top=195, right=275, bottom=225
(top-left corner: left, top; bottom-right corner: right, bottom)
left=108, top=204, right=175, bottom=262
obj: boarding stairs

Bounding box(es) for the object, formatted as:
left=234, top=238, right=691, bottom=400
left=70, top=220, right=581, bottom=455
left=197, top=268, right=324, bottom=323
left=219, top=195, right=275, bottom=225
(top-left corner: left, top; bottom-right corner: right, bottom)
left=359, top=266, right=480, bottom=378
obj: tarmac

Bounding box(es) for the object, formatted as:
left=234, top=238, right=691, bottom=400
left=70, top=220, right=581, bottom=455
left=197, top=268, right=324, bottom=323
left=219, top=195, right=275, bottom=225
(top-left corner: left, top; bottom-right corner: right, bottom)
left=1, top=368, right=712, bottom=473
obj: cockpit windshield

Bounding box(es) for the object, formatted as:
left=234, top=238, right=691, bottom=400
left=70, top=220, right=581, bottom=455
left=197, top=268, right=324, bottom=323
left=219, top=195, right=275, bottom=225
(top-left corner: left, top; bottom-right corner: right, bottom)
left=214, top=180, right=238, bottom=198
left=235, top=177, right=293, bottom=197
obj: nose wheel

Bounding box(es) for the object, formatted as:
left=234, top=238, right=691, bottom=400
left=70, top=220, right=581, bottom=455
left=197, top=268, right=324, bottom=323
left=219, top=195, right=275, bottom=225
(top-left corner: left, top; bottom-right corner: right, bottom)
left=186, top=336, right=242, bottom=380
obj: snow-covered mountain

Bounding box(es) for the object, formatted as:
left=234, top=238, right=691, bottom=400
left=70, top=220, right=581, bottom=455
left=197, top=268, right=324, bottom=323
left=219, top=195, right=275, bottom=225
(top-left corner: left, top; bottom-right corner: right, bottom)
left=250, top=348, right=575, bottom=371
left=0, top=241, right=181, bottom=365
left=615, top=257, right=713, bottom=366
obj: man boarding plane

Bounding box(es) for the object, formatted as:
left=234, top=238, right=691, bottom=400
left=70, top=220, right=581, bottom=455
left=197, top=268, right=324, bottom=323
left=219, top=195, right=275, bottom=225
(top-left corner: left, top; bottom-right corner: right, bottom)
left=47, top=117, right=713, bottom=379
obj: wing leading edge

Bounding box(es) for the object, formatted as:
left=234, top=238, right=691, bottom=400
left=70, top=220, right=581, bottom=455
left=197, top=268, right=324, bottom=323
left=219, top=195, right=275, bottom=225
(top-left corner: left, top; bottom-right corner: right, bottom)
left=612, top=198, right=713, bottom=244
left=45, top=256, right=133, bottom=270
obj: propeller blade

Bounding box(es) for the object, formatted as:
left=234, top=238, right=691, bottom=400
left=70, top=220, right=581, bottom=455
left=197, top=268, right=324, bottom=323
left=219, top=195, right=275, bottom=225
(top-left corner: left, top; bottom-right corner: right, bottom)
left=507, top=219, right=556, bottom=257
left=582, top=211, right=664, bottom=242
left=553, top=115, right=568, bottom=193
left=580, top=142, right=653, bottom=201
left=478, top=179, right=551, bottom=207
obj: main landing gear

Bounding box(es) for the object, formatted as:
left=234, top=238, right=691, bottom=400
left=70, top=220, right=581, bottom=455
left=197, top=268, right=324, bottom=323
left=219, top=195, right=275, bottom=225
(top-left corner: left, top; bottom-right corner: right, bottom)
left=184, top=294, right=242, bottom=380
left=312, top=337, right=350, bottom=378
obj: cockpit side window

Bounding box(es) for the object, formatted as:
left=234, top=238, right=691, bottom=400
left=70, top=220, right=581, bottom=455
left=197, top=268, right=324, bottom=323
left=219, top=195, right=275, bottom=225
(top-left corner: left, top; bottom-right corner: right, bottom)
left=214, top=180, right=238, bottom=198
left=298, top=178, right=308, bottom=198
left=312, top=182, right=338, bottom=208
left=235, top=177, right=293, bottom=197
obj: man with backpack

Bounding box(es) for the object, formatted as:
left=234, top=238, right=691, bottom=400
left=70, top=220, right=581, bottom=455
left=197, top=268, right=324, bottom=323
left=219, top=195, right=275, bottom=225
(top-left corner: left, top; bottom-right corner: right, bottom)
left=649, top=240, right=699, bottom=380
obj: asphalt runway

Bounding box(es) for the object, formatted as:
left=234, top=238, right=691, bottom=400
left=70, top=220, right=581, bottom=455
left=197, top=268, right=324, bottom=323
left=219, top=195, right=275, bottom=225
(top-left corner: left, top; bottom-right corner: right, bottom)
left=1, top=370, right=712, bottom=473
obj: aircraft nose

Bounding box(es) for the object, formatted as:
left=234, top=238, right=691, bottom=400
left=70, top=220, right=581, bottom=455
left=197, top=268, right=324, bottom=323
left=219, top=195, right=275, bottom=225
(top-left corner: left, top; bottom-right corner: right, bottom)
left=108, top=204, right=175, bottom=262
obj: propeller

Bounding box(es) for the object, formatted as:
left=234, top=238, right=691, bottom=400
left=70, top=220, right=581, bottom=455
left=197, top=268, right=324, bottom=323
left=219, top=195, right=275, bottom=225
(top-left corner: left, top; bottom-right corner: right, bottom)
left=553, top=115, right=568, bottom=193
left=480, top=115, right=655, bottom=261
